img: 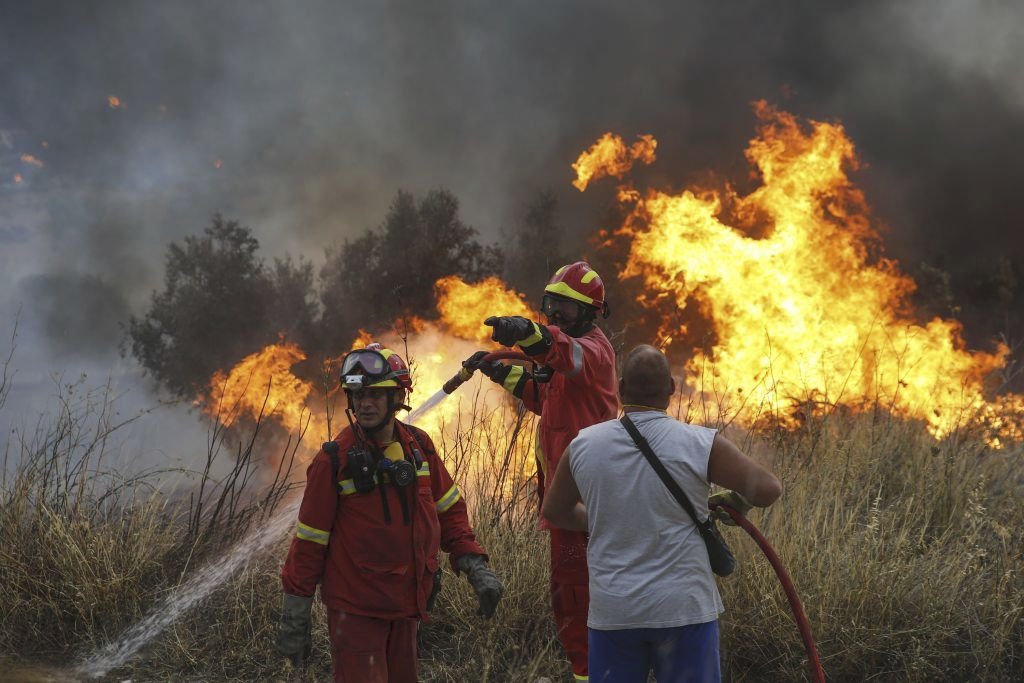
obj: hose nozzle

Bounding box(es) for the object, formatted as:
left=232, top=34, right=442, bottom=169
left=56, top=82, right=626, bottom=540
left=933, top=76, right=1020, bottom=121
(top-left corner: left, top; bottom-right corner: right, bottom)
left=442, top=366, right=474, bottom=395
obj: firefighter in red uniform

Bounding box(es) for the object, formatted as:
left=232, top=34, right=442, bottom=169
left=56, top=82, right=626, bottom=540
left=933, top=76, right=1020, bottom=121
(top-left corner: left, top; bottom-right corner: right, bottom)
left=276, top=343, right=503, bottom=683
left=464, top=262, right=618, bottom=682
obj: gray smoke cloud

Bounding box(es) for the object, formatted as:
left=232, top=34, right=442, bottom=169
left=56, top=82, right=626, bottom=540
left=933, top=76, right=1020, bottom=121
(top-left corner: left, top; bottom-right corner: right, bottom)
left=1, top=0, right=1022, bottom=452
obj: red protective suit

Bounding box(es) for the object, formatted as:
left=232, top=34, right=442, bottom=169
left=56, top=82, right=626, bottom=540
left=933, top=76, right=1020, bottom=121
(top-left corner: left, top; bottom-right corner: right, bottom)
left=517, top=324, right=619, bottom=681
left=281, top=420, right=485, bottom=681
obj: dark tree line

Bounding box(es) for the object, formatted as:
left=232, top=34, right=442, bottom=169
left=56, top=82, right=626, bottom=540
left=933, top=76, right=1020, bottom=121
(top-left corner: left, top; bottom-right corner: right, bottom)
left=127, top=185, right=1024, bottom=401
left=128, top=189, right=542, bottom=399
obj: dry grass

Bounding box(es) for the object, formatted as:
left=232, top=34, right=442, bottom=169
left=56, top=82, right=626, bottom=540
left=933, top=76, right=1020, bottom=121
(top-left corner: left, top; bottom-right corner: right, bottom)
left=1, top=367, right=1022, bottom=681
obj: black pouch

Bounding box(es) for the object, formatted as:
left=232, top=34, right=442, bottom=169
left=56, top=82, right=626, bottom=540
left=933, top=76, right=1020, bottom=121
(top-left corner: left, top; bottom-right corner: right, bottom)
left=698, top=518, right=736, bottom=577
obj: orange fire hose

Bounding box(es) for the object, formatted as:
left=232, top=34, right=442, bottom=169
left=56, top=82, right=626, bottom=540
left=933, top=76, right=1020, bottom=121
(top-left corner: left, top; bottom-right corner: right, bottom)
left=713, top=503, right=825, bottom=682
left=446, top=353, right=824, bottom=681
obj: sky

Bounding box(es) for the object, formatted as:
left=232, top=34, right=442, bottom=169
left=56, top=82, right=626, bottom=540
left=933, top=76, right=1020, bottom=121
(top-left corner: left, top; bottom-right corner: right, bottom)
left=1, top=0, right=1022, bottom=465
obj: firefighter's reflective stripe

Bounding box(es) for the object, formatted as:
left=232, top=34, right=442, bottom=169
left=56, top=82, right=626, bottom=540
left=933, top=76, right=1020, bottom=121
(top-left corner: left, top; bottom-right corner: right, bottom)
left=503, top=365, right=525, bottom=394
left=296, top=522, right=330, bottom=546
left=435, top=484, right=461, bottom=513
left=417, top=463, right=430, bottom=477
left=573, top=674, right=589, bottom=682
left=520, top=322, right=545, bottom=348
left=565, top=339, right=584, bottom=377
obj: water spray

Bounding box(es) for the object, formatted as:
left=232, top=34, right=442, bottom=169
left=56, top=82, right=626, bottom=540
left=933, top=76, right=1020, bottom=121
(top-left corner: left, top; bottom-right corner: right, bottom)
left=70, top=367, right=468, bottom=680
left=407, top=350, right=533, bottom=425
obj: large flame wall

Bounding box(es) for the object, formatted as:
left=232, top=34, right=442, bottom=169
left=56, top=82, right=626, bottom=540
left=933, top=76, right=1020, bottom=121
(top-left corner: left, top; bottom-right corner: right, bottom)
left=611, top=103, right=1008, bottom=437
left=203, top=102, right=1021, bottom=459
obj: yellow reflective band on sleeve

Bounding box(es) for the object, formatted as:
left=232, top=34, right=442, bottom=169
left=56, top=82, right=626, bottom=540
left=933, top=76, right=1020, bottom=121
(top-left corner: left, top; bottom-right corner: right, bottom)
left=519, top=323, right=544, bottom=348
left=296, top=522, right=330, bottom=546
left=503, top=365, right=525, bottom=394
left=338, top=479, right=358, bottom=495
left=573, top=674, right=589, bottom=682
left=435, top=484, right=461, bottom=513
left=417, top=462, right=430, bottom=477
left=565, top=339, right=585, bottom=377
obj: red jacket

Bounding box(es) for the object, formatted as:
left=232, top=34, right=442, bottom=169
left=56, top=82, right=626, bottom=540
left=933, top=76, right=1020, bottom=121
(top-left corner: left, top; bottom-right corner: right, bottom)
left=518, top=325, right=619, bottom=505
left=281, top=421, right=485, bottom=620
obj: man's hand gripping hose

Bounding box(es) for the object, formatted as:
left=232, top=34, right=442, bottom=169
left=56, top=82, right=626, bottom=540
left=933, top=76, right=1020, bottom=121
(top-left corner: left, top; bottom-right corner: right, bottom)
left=710, top=502, right=826, bottom=683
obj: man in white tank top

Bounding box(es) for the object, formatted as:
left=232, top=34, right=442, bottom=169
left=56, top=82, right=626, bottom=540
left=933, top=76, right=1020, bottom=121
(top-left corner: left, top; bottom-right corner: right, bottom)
left=542, top=345, right=782, bottom=682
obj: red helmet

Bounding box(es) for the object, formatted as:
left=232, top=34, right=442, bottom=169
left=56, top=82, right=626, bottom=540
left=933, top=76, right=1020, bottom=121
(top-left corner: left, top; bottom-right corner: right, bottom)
left=544, top=261, right=609, bottom=316
left=340, top=343, right=413, bottom=392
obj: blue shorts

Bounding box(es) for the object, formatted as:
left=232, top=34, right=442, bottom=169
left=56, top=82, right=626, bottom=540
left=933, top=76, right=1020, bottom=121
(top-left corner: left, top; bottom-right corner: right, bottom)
left=588, top=620, right=720, bottom=683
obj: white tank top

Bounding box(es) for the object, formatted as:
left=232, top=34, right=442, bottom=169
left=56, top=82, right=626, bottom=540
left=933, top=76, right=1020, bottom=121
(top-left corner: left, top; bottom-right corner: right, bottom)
left=569, top=411, right=724, bottom=629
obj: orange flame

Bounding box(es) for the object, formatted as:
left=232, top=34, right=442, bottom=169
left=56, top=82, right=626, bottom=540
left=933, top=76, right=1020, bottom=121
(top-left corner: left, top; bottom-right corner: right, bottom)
left=435, top=275, right=538, bottom=344
left=615, top=102, right=1011, bottom=439
left=13, top=173, right=22, bottom=184
left=107, top=95, right=123, bottom=109
left=351, top=329, right=376, bottom=350
left=202, top=277, right=538, bottom=465
left=20, top=154, right=43, bottom=168
left=206, top=341, right=326, bottom=439
left=572, top=132, right=657, bottom=191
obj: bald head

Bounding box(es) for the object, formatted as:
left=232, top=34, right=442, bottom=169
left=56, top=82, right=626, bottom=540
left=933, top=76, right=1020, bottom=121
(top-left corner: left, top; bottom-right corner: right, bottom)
left=620, top=344, right=675, bottom=409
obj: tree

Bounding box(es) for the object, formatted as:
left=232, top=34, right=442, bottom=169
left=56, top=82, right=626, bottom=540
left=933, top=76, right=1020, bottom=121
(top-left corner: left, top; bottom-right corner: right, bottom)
left=319, top=189, right=503, bottom=340
left=126, top=214, right=316, bottom=399
left=318, top=229, right=382, bottom=352
left=267, top=254, right=319, bottom=351
left=504, top=189, right=567, bottom=302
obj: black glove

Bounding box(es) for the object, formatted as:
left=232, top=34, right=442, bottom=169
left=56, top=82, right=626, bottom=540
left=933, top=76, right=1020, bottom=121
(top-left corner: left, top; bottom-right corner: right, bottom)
left=463, top=350, right=511, bottom=381
left=455, top=554, right=504, bottom=619
left=426, top=568, right=442, bottom=612
left=484, top=316, right=552, bottom=356
left=463, top=351, right=533, bottom=398
left=275, top=593, right=313, bottom=667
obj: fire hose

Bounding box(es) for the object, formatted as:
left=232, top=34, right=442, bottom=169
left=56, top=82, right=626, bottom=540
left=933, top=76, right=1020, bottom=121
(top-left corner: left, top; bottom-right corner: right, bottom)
left=444, top=351, right=824, bottom=682
left=441, top=349, right=539, bottom=394
left=713, top=503, right=825, bottom=683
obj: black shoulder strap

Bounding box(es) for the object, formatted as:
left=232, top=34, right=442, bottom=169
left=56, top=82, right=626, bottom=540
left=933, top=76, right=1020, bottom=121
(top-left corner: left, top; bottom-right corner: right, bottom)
left=322, top=440, right=341, bottom=484
left=620, top=415, right=708, bottom=538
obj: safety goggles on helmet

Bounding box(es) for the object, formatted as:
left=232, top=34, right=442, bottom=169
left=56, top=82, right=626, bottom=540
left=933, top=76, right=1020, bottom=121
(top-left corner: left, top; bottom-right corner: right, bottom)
left=541, top=294, right=584, bottom=322
left=342, top=349, right=389, bottom=377
left=341, top=349, right=399, bottom=391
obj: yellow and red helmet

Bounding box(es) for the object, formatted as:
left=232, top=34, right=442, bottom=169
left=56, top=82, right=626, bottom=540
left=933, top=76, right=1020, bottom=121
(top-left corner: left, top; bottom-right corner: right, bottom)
left=340, top=343, right=412, bottom=392
left=543, top=261, right=609, bottom=317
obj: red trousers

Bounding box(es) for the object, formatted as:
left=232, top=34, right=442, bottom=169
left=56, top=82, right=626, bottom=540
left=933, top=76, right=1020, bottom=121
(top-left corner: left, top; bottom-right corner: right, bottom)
left=327, top=609, right=419, bottom=683
left=550, top=527, right=590, bottom=681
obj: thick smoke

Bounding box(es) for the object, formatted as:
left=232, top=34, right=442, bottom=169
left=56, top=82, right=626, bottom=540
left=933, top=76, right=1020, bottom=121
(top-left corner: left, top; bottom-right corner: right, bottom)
left=1, top=0, right=1022, bottom=448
